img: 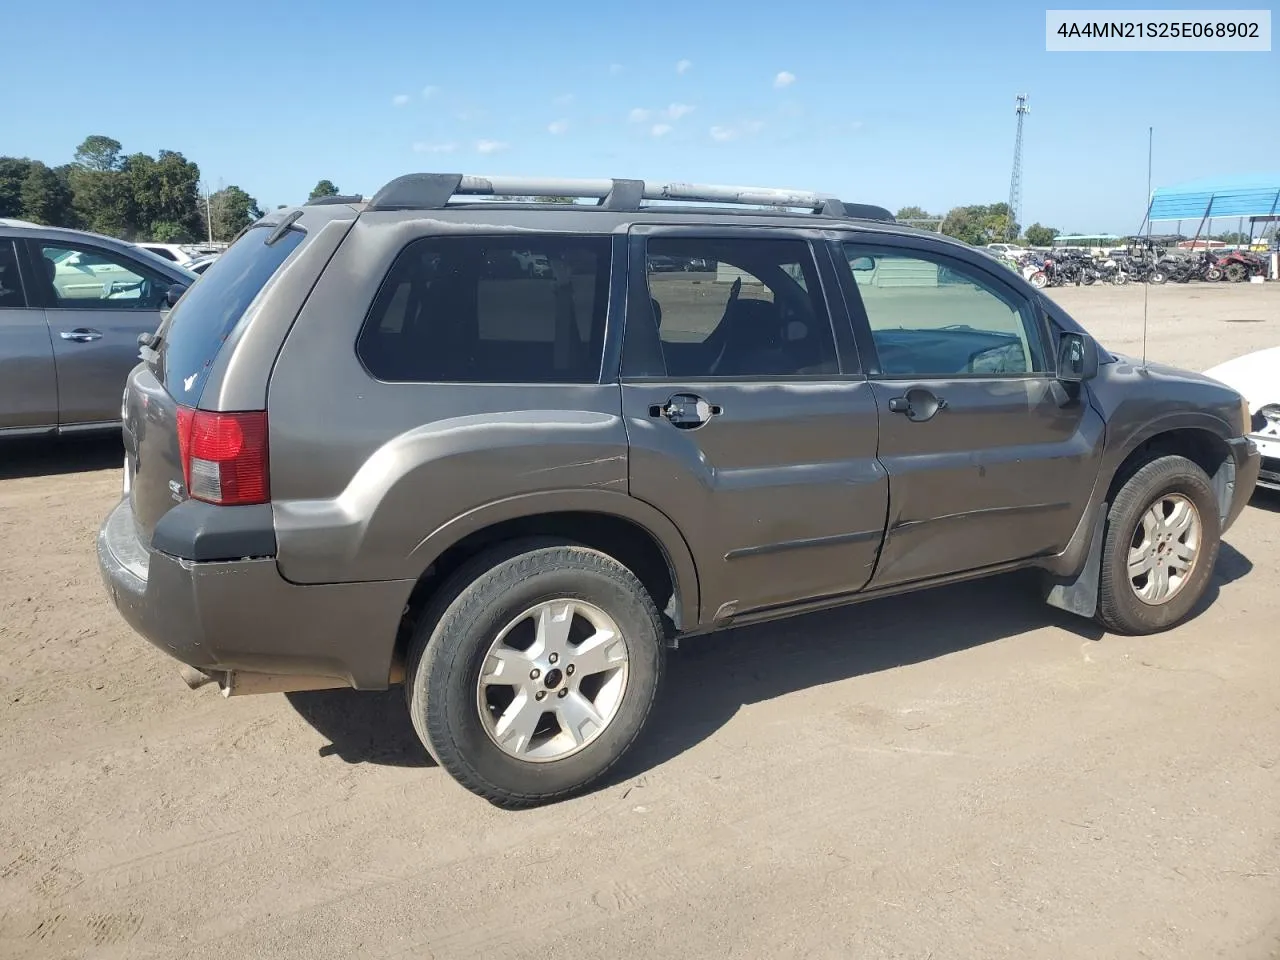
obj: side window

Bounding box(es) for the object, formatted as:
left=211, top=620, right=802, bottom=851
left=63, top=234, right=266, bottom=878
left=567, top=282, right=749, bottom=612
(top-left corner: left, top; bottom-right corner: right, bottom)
left=842, top=244, right=1048, bottom=377
left=357, top=234, right=611, bottom=384
left=635, top=236, right=838, bottom=379
left=36, top=243, right=169, bottom=310
left=0, top=240, right=26, bottom=307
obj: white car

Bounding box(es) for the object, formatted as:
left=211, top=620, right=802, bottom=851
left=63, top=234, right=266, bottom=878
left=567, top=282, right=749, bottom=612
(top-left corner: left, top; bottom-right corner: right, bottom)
left=1205, top=346, right=1280, bottom=492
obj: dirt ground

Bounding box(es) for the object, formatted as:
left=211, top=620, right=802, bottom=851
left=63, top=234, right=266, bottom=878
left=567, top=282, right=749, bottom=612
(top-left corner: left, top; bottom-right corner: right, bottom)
left=1, top=282, right=1278, bottom=960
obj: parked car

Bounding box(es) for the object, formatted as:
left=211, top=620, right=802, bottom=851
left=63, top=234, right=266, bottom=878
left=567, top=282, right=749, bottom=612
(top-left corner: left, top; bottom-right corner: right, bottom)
left=96, top=174, right=1261, bottom=808
left=183, top=253, right=220, bottom=275
left=1205, top=346, right=1280, bottom=491
left=0, top=223, right=195, bottom=437
left=133, top=242, right=221, bottom=266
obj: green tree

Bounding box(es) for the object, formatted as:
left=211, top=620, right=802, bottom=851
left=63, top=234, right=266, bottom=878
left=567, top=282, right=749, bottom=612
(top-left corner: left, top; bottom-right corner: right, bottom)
left=940, top=203, right=1020, bottom=246
left=121, top=149, right=202, bottom=241
left=19, top=162, right=74, bottom=225
left=0, top=157, right=34, bottom=218
left=308, top=179, right=340, bottom=200
left=73, top=135, right=123, bottom=172
left=1024, top=223, right=1060, bottom=247
left=206, top=185, right=263, bottom=241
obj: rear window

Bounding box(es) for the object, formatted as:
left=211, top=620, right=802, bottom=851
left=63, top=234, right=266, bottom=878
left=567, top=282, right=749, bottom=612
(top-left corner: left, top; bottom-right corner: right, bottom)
left=357, top=234, right=611, bottom=383
left=160, top=225, right=304, bottom=401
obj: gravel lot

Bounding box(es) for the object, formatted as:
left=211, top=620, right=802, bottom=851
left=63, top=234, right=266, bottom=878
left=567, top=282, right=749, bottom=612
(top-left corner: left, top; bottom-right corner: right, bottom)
left=1, top=282, right=1278, bottom=960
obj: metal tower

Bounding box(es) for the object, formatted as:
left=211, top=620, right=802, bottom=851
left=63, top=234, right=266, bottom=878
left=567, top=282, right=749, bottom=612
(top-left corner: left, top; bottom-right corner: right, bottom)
left=1006, top=94, right=1029, bottom=240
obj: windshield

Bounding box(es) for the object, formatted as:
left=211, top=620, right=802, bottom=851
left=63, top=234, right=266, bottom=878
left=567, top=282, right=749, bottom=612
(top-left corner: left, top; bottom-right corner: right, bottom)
left=159, top=225, right=305, bottom=402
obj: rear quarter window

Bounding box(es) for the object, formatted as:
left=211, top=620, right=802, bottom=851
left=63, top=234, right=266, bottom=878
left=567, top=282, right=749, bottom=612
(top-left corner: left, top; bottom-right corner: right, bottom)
left=357, top=234, right=611, bottom=384
left=160, top=225, right=304, bottom=401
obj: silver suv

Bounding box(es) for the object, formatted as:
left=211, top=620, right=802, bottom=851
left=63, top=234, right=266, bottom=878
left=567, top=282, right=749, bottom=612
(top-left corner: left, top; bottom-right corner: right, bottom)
left=97, top=174, right=1261, bottom=807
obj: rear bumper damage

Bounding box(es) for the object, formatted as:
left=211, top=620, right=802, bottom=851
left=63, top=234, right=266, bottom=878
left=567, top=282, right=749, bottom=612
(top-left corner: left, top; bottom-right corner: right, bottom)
left=97, top=498, right=413, bottom=692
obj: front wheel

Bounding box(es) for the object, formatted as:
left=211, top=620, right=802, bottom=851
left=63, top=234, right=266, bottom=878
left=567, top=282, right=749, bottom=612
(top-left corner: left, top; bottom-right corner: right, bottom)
left=1096, top=455, right=1221, bottom=635
left=1206, top=266, right=1225, bottom=282
left=406, top=541, right=665, bottom=807
left=1150, top=269, right=1168, bottom=284
left=1030, top=270, right=1048, bottom=289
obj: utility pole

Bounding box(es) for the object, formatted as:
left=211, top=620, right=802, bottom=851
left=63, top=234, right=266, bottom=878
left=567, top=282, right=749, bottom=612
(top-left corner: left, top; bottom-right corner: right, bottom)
left=1007, top=94, right=1029, bottom=241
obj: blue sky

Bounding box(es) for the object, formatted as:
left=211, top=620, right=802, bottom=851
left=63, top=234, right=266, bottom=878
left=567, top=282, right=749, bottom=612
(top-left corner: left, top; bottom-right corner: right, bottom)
left=3, top=0, right=1275, bottom=233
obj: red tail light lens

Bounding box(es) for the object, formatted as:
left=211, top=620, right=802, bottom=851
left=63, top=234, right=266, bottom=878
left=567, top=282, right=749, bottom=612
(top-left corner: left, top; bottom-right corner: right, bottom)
left=175, top=407, right=269, bottom=505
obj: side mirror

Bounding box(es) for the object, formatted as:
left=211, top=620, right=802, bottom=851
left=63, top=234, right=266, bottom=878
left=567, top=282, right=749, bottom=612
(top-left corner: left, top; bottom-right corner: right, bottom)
left=1056, top=331, right=1098, bottom=382
left=164, top=282, right=189, bottom=308
left=849, top=256, right=876, bottom=272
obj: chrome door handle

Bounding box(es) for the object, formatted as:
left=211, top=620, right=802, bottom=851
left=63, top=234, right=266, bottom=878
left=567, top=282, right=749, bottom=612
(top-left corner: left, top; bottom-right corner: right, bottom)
left=648, top=393, right=722, bottom=430
left=60, top=328, right=103, bottom=342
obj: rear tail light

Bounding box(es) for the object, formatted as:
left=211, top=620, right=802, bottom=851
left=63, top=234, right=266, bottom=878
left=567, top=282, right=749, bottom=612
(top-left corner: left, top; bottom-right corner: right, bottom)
left=175, top=407, right=269, bottom=505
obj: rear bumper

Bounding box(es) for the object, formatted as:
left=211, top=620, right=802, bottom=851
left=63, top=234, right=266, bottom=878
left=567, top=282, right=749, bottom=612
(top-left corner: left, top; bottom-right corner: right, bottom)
left=1225, top=436, right=1263, bottom=528
left=96, top=498, right=413, bottom=690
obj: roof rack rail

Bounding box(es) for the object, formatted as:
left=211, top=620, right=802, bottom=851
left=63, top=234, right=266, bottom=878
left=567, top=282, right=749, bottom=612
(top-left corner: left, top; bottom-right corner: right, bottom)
left=305, top=194, right=365, bottom=206
left=365, top=174, right=893, bottom=221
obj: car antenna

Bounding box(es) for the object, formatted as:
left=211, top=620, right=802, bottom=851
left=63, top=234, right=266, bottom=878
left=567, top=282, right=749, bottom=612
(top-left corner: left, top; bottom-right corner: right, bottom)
left=1141, top=125, right=1152, bottom=371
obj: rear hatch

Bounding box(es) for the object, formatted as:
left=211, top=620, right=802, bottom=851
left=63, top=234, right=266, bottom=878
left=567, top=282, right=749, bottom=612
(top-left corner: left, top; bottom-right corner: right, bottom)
left=123, top=222, right=307, bottom=545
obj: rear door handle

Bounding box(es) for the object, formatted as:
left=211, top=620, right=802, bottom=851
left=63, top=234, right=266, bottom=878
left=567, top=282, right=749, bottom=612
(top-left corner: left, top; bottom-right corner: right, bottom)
left=648, top=393, right=722, bottom=430
left=887, top=387, right=947, bottom=422
left=60, top=328, right=103, bottom=342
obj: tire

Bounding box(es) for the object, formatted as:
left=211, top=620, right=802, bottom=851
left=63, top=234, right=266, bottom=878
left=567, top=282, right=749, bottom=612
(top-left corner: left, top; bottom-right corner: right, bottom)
left=1030, top=271, right=1047, bottom=289
left=1150, top=270, right=1167, bottom=284
left=1206, top=266, right=1225, bottom=282
left=405, top=540, right=665, bottom=808
left=1096, top=454, right=1221, bottom=635
left=1112, top=271, right=1128, bottom=285
left=1224, top=263, right=1246, bottom=282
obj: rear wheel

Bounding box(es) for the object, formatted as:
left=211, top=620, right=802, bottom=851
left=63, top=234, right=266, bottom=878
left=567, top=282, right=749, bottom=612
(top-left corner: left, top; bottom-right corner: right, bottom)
left=1206, top=265, right=1225, bottom=282
left=1150, top=269, right=1168, bottom=284
left=1096, top=455, right=1221, bottom=635
left=405, top=541, right=665, bottom=807
left=1224, top=262, right=1247, bottom=282
left=1030, top=271, right=1048, bottom=289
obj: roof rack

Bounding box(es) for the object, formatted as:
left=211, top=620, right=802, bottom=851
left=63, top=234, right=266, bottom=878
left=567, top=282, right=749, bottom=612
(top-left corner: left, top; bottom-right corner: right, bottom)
left=305, top=194, right=366, bottom=206
left=364, top=174, right=893, bottom=221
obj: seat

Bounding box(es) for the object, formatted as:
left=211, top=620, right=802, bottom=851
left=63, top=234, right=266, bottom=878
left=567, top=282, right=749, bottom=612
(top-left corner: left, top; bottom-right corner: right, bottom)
left=713, top=298, right=794, bottom=377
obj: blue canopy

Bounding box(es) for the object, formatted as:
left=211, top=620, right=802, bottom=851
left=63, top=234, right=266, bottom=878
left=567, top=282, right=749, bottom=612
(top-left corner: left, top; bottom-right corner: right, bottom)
left=1147, top=174, right=1280, bottom=222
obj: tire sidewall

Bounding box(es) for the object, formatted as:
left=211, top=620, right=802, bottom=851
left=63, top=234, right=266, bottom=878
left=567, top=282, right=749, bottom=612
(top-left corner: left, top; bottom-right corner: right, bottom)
left=417, top=552, right=663, bottom=801
left=1102, top=459, right=1221, bottom=633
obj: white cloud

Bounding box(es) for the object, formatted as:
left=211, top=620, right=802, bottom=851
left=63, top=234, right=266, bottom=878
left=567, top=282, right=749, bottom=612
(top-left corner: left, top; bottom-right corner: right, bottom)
left=709, top=120, right=765, bottom=142
left=413, top=141, right=457, bottom=153
left=774, top=70, right=796, bottom=88
left=609, top=63, right=624, bottom=75
left=628, top=107, right=652, bottom=123
left=676, top=59, right=692, bottom=74
left=392, top=93, right=410, bottom=106
left=651, top=123, right=673, bottom=137
left=475, top=139, right=509, bottom=154
left=421, top=85, right=440, bottom=99
left=666, top=103, right=695, bottom=120
left=553, top=93, right=575, bottom=106
left=547, top=119, right=570, bottom=135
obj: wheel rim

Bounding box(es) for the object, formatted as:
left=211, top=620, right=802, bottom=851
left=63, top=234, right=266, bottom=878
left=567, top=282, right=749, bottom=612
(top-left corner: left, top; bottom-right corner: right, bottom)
left=1127, top=494, right=1202, bottom=606
left=476, top=599, right=630, bottom=762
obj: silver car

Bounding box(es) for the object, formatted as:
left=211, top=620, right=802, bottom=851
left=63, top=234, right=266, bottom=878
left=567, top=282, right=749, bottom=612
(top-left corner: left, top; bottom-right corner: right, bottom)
left=0, top=223, right=196, bottom=437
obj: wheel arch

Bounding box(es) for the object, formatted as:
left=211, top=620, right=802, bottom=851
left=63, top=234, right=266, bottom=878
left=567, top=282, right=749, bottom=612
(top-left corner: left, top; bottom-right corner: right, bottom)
left=393, top=490, right=700, bottom=673
left=1041, top=416, right=1235, bottom=618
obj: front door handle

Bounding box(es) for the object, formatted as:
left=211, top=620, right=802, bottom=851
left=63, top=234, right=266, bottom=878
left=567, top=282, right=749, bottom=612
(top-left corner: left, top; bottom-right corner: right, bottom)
left=648, top=393, right=722, bottom=430
left=60, top=328, right=103, bottom=342
left=887, top=387, right=947, bottom=422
